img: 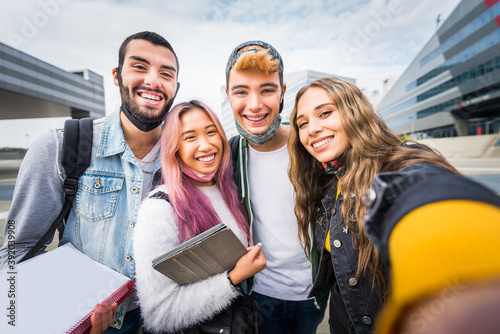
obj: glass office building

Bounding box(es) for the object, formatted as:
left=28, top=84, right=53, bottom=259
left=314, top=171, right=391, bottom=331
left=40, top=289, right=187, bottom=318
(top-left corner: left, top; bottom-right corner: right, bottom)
left=378, top=0, right=500, bottom=138
left=0, top=42, right=105, bottom=120
left=220, top=70, right=355, bottom=138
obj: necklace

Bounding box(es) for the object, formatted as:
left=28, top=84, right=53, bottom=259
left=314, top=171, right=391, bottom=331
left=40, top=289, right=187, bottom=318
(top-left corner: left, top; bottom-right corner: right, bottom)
left=136, top=151, right=159, bottom=164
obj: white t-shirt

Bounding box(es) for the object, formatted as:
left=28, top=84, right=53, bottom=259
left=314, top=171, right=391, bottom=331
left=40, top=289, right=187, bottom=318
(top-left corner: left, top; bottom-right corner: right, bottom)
left=248, top=144, right=312, bottom=301
left=138, top=140, right=161, bottom=200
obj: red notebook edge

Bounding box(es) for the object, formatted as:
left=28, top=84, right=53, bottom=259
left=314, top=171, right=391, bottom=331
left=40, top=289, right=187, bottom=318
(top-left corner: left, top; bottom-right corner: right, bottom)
left=66, top=280, right=136, bottom=334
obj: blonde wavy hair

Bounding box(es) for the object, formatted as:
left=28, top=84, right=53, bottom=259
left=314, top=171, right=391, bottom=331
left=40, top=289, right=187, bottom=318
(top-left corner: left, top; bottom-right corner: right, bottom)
left=288, top=77, right=457, bottom=293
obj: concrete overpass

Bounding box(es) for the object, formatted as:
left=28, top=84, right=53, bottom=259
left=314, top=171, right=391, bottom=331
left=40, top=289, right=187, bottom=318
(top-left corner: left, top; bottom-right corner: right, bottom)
left=0, top=42, right=105, bottom=120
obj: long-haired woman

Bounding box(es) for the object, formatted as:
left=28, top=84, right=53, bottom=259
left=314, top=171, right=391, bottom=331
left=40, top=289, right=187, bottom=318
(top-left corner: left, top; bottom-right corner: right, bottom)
left=134, top=100, right=266, bottom=333
left=288, top=77, right=457, bottom=334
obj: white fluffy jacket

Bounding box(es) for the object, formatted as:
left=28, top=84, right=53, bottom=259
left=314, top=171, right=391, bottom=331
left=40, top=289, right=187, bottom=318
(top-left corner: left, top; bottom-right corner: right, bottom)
left=133, top=185, right=247, bottom=333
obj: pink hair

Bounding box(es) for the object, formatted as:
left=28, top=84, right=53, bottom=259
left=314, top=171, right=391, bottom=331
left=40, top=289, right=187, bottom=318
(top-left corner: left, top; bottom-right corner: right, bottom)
left=160, top=100, right=250, bottom=242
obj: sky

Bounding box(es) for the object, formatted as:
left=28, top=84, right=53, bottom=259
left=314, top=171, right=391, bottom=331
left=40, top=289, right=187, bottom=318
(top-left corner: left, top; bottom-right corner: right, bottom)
left=0, top=0, right=462, bottom=148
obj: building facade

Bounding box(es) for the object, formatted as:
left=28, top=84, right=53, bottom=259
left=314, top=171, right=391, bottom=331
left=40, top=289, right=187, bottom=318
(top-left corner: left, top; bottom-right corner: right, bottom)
left=0, top=42, right=105, bottom=120
left=220, top=70, right=355, bottom=138
left=378, top=0, right=500, bottom=138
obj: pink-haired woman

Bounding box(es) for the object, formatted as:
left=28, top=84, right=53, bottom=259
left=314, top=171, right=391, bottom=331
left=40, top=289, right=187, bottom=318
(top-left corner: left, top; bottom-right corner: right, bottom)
left=133, top=100, right=266, bottom=334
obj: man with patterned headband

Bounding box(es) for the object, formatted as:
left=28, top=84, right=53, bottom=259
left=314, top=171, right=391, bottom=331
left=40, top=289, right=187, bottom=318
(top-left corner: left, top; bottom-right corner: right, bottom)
left=225, top=41, right=327, bottom=334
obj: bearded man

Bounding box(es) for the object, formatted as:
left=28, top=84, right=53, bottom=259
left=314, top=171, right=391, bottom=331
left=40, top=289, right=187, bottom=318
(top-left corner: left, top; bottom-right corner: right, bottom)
left=0, top=31, right=180, bottom=333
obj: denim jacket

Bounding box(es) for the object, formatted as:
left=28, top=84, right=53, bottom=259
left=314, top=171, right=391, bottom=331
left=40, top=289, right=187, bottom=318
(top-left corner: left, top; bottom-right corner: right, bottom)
left=0, top=110, right=161, bottom=329
left=309, top=180, right=383, bottom=334
left=59, top=110, right=161, bottom=328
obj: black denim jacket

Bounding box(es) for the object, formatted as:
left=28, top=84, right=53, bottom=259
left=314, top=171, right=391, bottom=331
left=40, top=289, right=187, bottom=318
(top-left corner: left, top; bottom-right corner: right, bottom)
left=308, top=179, right=383, bottom=334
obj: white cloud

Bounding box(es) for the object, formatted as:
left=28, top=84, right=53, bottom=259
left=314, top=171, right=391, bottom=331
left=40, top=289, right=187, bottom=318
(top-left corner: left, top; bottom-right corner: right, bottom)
left=0, top=0, right=461, bottom=148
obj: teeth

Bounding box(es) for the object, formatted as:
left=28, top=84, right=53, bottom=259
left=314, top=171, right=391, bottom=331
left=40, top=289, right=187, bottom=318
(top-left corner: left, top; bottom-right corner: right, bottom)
left=313, top=137, right=332, bottom=148
left=198, top=154, right=215, bottom=162
left=246, top=115, right=265, bottom=121
left=140, top=93, right=161, bottom=101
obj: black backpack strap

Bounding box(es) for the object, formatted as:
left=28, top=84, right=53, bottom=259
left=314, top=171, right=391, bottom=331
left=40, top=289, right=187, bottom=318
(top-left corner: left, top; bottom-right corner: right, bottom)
left=149, top=191, right=170, bottom=202
left=229, top=135, right=240, bottom=178
left=20, top=118, right=93, bottom=263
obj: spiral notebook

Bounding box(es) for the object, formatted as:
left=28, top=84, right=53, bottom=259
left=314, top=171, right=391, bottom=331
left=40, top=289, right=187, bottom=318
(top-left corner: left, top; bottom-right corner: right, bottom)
left=152, top=223, right=248, bottom=285
left=0, top=243, right=135, bottom=334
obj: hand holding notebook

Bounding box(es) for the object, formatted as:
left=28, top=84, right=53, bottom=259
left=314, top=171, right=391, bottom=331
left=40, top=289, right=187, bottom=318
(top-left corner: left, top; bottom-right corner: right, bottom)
left=0, top=243, right=134, bottom=334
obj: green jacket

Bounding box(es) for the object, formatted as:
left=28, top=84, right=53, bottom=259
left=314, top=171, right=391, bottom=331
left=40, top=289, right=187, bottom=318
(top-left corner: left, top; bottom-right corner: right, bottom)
left=230, top=136, right=254, bottom=293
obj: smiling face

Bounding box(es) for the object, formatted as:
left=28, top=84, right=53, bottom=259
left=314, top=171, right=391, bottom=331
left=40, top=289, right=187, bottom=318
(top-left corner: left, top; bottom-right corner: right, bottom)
left=177, top=108, right=223, bottom=186
left=226, top=69, right=284, bottom=135
left=296, top=87, right=350, bottom=163
left=113, top=39, right=178, bottom=124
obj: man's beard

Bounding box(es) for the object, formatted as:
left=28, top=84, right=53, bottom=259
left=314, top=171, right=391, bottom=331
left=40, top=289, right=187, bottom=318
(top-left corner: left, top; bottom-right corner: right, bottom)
left=120, top=84, right=174, bottom=125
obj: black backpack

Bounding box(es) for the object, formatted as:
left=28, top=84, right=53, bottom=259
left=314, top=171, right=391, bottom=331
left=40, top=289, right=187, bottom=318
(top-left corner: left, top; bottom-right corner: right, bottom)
left=20, top=118, right=93, bottom=263
left=229, top=135, right=240, bottom=177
